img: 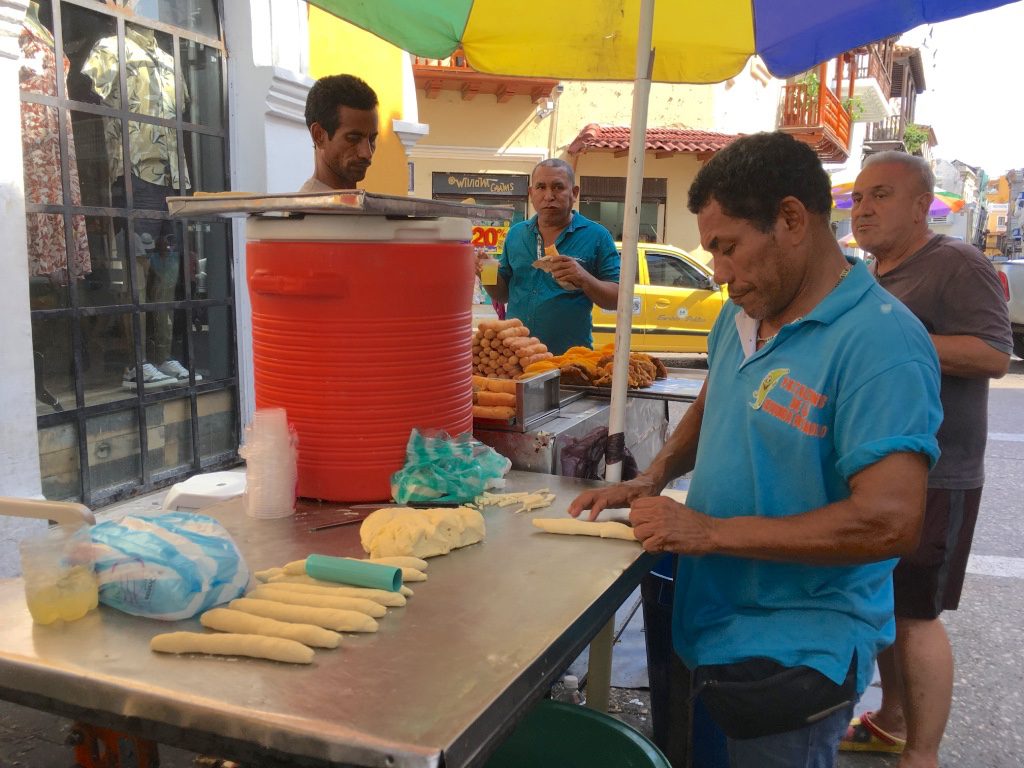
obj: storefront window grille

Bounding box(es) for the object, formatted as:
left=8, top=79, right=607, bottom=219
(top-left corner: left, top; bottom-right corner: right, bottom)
left=21, top=0, right=236, bottom=506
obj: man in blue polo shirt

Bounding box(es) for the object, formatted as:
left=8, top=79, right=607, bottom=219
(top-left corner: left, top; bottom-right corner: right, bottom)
left=568, top=132, right=942, bottom=768
left=482, top=159, right=619, bottom=354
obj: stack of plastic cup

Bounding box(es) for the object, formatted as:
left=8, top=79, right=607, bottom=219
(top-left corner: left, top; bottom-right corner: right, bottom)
left=239, top=407, right=298, bottom=519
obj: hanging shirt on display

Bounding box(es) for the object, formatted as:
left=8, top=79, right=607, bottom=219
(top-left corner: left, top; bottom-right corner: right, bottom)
left=81, top=27, right=191, bottom=190
left=19, top=15, right=91, bottom=280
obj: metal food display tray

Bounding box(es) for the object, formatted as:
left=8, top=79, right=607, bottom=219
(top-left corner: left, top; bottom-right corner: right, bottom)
left=473, top=368, right=576, bottom=433
left=166, top=190, right=515, bottom=221
left=560, top=375, right=705, bottom=403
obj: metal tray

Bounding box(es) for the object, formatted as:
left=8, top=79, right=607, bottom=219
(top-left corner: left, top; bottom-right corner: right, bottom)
left=473, top=368, right=566, bottom=432
left=166, top=190, right=515, bottom=220
left=560, top=375, right=705, bottom=403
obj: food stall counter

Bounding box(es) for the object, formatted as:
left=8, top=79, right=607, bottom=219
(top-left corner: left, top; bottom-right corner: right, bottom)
left=0, top=471, right=657, bottom=768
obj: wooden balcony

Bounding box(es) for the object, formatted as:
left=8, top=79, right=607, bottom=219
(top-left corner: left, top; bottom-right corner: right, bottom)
left=412, top=50, right=559, bottom=103
left=864, top=114, right=906, bottom=145
left=778, top=81, right=853, bottom=163
left=853, top=39, right=895, bottom=98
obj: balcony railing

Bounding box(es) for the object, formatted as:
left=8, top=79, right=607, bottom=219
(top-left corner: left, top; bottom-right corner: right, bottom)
left=780, top=83, right=852, bottom=148
left=864, top=114, right=906, bottom=144
left=412, top=48, right=559, bottom=103
left=412, top=51, right=473, bottom=71
left=853, top=39, right=895, bottom=97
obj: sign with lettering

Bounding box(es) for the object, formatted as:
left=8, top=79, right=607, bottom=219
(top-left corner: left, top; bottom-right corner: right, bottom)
left=432, top=172, right=528, bottom=197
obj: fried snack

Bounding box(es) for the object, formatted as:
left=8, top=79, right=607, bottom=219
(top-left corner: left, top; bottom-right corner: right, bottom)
left=532, top=244, right=576, bottom=289
left=475, top=391, right=516, bottom=407
left=473, top=404, right=516, bottom=420
left=558, top=363, right=593, bottom=386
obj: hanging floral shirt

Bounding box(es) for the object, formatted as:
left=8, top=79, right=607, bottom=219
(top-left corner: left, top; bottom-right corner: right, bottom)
left=19, top=17, right=91, bottom=279
left=82, top=27, right=191, bottom=189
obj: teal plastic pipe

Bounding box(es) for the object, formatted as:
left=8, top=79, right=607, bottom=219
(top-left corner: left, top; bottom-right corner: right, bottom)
left=305, top=554, right=401, bottom=592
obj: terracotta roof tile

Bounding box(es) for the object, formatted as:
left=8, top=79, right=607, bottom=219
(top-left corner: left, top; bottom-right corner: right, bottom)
left=568, top=123, right=741, bottom=156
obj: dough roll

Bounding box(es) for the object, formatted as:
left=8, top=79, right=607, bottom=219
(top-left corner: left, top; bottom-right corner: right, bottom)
left=249, top=585, right=386, bottom=618
left=229, top=597, right=379, bottom=633
left=200, top=608, right=341, bottom=649
left=254, top=566, right=285, bottom=582
left=531, top=517, right=637, bottom=541
left=366, top=555, right=428, bottom=571
left=150, top=631, right=314, bottom=664
left=267, top=574, right=409, bottom=604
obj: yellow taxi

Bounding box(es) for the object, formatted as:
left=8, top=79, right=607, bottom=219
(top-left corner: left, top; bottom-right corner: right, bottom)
left=592, top=242, right=727, bottom=354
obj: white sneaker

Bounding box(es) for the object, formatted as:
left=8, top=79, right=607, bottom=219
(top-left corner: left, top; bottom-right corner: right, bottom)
left=157, top=359, right=203, bottom=382
left=122, top=363, right=175, bottom=391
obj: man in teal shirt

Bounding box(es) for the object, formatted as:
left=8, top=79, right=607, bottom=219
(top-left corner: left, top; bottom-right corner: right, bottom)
left=569, top=133, right=942, bottom=768
left=484, top=159, right=619, bottom=354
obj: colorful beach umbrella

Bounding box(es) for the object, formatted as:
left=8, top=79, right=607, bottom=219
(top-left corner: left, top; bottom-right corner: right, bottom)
left=833, top=182, right=967, bottom=216
left=308, top=0, right=1017, bottom=484
left=307, top=1, right=1016, bottom=83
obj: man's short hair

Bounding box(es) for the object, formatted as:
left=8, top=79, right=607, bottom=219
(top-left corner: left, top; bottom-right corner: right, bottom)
left=687, top=132, right=832, bottom=232
left=862, top=151, right=935, bottom=195
left=533, top=158, right=576, bottom=187
left=305, top=74, right=378, bottom=137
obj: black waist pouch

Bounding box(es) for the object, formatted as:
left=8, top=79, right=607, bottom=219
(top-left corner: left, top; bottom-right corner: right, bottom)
left=693, top=655, right=856, bottom=740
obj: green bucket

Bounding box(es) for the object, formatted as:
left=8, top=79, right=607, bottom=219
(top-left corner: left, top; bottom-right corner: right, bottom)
left=484, top=700, right=671, bottom=768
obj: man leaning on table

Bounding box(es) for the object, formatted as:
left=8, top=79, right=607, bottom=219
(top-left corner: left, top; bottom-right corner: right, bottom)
left=568, top=132, right=943, bottom=768
left=300, top=74, right=379, bottom=192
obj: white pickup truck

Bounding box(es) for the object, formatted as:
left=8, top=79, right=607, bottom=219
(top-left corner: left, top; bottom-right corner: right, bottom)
left=994, top=260, right=1024, bottom=359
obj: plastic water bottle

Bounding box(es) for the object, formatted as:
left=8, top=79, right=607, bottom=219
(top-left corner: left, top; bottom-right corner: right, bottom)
left=561, top=674, right=585, bottom=706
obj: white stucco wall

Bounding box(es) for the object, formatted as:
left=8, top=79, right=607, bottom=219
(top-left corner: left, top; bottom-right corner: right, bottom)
left=223, top=0, right=313, bottom=427
left=0, top=0, right=46, bottom=576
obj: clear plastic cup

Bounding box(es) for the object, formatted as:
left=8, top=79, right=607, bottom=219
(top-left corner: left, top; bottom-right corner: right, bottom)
left=18, top=525, right=99, bottom=625
left=480, top=258, right=499, bottom=286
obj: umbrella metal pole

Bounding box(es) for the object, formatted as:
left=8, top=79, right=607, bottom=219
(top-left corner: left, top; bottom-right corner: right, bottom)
left=589, top=0, right=655, bottom=715
left=605, top=0, right=654, bottom=485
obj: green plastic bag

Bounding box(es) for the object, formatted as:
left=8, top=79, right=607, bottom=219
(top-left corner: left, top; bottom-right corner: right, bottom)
left=391, top=429, right=511, bottom=504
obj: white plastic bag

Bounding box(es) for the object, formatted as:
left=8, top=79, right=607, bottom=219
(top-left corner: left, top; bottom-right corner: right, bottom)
left=90, top=512, right=250, bottom=620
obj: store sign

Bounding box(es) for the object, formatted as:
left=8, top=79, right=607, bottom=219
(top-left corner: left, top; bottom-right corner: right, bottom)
left=471, top=222, right=511, bottom=255
left=432, top=172, right=528, bottom=197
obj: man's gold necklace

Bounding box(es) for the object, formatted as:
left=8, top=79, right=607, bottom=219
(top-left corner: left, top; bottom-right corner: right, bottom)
left=756, top=265, right=852, bottom=345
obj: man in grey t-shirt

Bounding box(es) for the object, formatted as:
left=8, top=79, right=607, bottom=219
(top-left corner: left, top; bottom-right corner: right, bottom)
left=841, top=152, right=1011, bottom=767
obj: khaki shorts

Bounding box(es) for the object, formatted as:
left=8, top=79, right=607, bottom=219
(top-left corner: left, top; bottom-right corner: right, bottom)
left=893, top=487, right=982, bottom=620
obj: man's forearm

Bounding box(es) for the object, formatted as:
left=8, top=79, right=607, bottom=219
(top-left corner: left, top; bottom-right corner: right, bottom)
left=704, top=451, right=928, bottom=565
left=484, top=275, right=509, bottom=304
left=930, top=334, right=1009, bottom=378
left=583, top=277, right=620, bottom=310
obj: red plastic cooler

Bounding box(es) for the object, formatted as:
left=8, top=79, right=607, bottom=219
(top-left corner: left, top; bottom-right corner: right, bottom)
left=246, top=215, right=474, bottom=502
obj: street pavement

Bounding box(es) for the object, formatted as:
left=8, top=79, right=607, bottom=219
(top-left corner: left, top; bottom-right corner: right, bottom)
left=2, top=355, right=1022, bottom=767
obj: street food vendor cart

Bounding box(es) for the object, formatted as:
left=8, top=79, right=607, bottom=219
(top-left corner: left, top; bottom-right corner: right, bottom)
left=0, top=191, right=702, bottom=765
left=0, top=471, right=658, bottom=767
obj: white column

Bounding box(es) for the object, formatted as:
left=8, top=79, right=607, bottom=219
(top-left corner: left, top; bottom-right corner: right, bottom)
left=0, top=0, right=46, bottom=576
left=223, top=0, right=313, bottom=426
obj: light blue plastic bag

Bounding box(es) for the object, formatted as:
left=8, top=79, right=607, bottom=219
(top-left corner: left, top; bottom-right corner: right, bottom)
left=90, top=512, right=250, bottom=621
left=391, top=429, right=511, bottom=504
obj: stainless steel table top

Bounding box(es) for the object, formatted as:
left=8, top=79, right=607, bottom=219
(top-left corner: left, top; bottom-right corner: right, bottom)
left=167, top=190, right=515, bottom=221
left=0, top=471, right=656, bottom=768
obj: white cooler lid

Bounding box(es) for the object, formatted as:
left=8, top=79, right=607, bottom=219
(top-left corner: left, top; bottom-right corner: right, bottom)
left=246, top=215, right=471, bottom=242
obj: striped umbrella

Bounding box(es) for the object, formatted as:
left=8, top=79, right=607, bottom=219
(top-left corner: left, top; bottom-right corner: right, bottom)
left=309, top=0, right=1015, bottom=483
left=833, top=182, right=967, bottom=216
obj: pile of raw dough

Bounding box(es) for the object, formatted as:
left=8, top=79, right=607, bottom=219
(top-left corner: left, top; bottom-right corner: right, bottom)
left=359, top=506, right=485, bottom=559
left=150, top=555, right=430, bottom=665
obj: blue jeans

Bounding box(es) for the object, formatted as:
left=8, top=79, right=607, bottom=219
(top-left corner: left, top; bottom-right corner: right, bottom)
left=726, top=702, right=854, bottom=768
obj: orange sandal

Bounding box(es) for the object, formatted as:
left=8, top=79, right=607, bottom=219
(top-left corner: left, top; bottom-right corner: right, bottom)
left=839, top=711, right=906, bottom=754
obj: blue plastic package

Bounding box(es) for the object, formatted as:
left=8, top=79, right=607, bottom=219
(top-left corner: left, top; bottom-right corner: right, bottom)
left=90, top=512, right=250, bottom=621
left=390, top=428, right=511, bottom=504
